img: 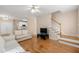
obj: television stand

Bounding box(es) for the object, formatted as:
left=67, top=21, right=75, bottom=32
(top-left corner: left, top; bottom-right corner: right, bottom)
left=37, top=34, right=49, bottom=40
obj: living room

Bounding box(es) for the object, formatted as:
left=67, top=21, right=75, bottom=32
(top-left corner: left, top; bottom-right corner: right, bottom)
left=0, top=5, right=79, bottom=53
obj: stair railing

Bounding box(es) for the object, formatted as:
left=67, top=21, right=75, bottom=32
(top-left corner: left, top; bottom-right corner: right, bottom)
left=51, top=14, right=62, bottom=37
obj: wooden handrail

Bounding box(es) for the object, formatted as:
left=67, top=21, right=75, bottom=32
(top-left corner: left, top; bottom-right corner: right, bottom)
left=51, top=15, right=62, bottom=36
left=51, top=11, right=61, bottom=25
left=51, top=16, right=61, bottom=25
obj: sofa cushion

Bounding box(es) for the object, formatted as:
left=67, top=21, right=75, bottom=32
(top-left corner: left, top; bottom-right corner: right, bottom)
left=22, top=30, right=28, bottom=35
left=15, top=30, right=22, bottom=36
left=2, top=34, right=15, bottom=41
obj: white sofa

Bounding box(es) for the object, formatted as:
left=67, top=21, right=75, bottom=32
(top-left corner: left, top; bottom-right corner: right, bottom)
left=0, top=36, right=5, bottom=53
left=15, top=30, right=32, bottom=41
left=0, top=35, right=26, bottom=53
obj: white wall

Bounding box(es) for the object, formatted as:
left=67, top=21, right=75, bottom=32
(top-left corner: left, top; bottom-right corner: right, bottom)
left=61, top=10, right=77, bottom=35
left=24, top=9, right=78, bottom=36
left=52, top=10, right=77, bottom=36
left=27, top=16, right=37, bottom=35
left=37, top=9, right=77, bottom=36
left=37, top=14, right=51, bottom=34
left=77, top=8, right=79, bottom=34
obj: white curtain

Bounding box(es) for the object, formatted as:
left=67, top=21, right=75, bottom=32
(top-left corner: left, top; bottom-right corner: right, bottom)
left=0, top=21, right=13, bottom=35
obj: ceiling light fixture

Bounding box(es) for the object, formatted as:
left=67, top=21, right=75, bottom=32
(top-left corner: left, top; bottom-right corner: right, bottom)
left=28, top=5, right=40, bottom=13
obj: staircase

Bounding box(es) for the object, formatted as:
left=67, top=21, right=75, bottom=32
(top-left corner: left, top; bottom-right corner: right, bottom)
left=50, top=12, right=79, bottom=48
left=58, top=35, right=79, bottom=48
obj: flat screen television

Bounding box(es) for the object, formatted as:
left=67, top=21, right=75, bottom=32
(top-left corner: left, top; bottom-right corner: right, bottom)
left=40, top=28, right=47, bottom=33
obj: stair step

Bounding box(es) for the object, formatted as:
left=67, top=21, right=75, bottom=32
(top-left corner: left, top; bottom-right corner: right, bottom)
left=61, top=35, right=79, bottom=41
left=59, top=38, right=79, bottom=44
left=59, top=39, right=79, bottom=45
left=59, top=40, right=79, bottom=48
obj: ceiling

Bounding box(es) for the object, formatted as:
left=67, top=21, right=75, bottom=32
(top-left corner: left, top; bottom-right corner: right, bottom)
left=0, top=5, right=78, bottom=18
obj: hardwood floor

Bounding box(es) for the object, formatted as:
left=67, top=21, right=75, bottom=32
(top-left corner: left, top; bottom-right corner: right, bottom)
left=18, top=36, right=79, bottom=53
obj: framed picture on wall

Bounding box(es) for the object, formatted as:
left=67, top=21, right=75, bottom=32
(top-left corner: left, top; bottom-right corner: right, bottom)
left=17, top=21, right=27, bottom=30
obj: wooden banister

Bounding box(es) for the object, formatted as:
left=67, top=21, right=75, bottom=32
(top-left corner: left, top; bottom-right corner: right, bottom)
left=51, top=16, right=61, bottom=25
left=51, top=14, right=62, bottom=36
